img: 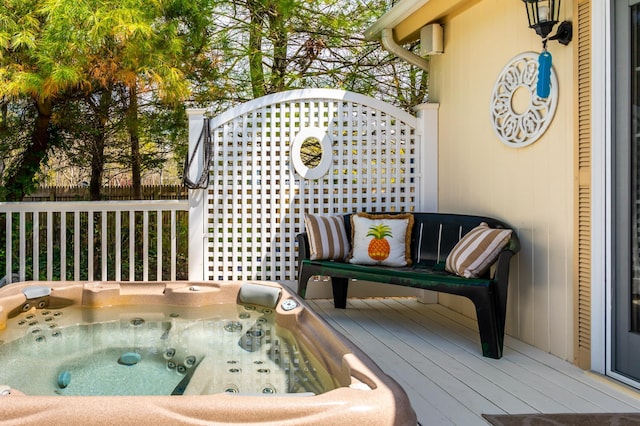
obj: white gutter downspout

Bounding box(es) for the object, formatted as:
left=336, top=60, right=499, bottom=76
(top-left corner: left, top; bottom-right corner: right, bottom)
left=380, top=28, right=430, bottom=72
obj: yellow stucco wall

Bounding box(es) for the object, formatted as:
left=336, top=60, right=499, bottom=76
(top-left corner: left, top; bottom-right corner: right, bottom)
left=428, top=0, right=575, bottom=360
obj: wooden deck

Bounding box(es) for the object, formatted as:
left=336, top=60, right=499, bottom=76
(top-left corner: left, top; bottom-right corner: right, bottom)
left=306, top=297, right=640, bottom=426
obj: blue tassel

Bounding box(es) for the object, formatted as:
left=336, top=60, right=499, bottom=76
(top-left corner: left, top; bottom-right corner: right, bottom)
left=537, top=50, right=552, bottom=98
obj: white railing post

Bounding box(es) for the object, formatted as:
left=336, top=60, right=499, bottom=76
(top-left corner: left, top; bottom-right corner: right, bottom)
left=414, top=102, right=440, bottom=212
left=186, top=108, right=207, bottom=281
left=5, top=213, right=11, bottom=284
left=415, top=102, right=440, bottom=304
left=19, top=211, right=25, bottom=281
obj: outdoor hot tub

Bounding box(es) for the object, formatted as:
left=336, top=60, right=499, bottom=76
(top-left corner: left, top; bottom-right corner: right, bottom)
left=0, top=280, right=416, bottom=425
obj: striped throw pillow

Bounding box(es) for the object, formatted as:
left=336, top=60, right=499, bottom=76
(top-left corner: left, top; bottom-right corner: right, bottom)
left=304, top=214, right=350, bottom=260
left=445, top=222, right=512, bottom=278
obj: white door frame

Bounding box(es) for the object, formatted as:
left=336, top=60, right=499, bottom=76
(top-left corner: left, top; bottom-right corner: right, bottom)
left=592, top=0, right=640, bottom=389
left=590, top=0, right=611, bottom=378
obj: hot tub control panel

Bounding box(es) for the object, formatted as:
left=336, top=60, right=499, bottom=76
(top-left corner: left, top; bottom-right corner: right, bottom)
left=280, top=299, right=299, bottom=312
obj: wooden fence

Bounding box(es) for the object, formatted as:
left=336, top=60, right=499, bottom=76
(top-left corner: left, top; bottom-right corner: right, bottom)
left=23, top=185, right=188, bottom=202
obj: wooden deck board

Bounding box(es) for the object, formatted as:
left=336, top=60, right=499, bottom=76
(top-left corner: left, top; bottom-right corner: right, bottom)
left=305, top=297, right=640, bottom=425
left=424, top=302, right=640, bottom=411
left=386, top=299, right=618, bottom=412
left=309, top=299, right=464, bottom=424
left=351, top=298, right=545, bottom=414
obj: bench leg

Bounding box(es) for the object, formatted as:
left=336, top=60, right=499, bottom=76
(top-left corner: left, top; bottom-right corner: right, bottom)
left=331, top=277, right=349, bottom=309
left=297, top=265, right=316, bottom=299
left=470, top=290, right=503, bottom=359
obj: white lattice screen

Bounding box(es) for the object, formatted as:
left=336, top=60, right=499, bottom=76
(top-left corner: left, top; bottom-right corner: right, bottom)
left=190, top=89, right=427, bottom=286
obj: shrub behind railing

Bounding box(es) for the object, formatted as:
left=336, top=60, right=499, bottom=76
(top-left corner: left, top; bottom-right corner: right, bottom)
left=23, top=185, right=187, bottom=202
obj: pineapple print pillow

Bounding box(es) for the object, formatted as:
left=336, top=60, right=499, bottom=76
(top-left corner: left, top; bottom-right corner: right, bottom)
left=348, top=213, right=414, bottom=267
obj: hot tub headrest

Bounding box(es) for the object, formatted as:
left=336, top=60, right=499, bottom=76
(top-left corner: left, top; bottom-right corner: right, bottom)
left=22, top=286, right=52, bottom=300
left=238, top=283, right=281, bottom=309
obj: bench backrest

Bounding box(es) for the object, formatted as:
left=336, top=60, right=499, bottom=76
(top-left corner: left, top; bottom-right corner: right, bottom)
left=342, top=212, right=514, bottom=267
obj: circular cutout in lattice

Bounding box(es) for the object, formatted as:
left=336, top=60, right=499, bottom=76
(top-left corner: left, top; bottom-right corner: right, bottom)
left=490, top=52, right=558, bottom=148
left=291, top=127, right=333, bottom=179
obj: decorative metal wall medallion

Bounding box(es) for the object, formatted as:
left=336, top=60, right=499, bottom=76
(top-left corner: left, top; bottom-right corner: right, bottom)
left=490, top=52, right=558, bottom=148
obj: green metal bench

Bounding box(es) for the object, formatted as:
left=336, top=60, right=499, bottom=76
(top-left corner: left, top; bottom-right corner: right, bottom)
left=296, top=212, right=520, bottom=359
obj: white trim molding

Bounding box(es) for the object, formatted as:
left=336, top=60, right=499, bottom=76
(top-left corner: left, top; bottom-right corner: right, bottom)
left=591, top=0, right=610, bottom=377
left=291, top=127, right=333, bottom=180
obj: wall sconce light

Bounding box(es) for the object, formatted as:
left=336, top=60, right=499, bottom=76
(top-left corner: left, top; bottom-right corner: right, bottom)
left=521, top=0, right=572, bottom=98
left=522, top=0, right=572, bottom=46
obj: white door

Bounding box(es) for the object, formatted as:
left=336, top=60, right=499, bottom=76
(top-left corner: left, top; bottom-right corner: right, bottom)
left=612, top=0, right=640, bottom=385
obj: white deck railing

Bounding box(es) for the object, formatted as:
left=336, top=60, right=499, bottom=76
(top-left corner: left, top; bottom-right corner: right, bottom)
left=0, top=200, right=189, bottom=285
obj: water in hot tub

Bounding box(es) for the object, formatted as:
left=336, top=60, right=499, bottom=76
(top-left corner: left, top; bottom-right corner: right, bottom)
left=0, top=303, right=338, bottom=396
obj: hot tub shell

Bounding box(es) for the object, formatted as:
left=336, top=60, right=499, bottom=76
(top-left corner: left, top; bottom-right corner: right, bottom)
left=0, top=281, right=416, bottom=425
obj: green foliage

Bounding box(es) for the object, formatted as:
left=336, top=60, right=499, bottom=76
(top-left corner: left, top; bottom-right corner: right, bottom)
left=0, top=0, right=428, bottom=196
left=0, top=0, right=217, bottom=198
left=193, top=0, right=427, bottom=113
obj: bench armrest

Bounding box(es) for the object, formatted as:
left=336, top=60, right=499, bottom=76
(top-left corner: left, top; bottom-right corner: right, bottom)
left=493, top=238, right=519, bottom=339
left=296, top=232, right=311, bottom=269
